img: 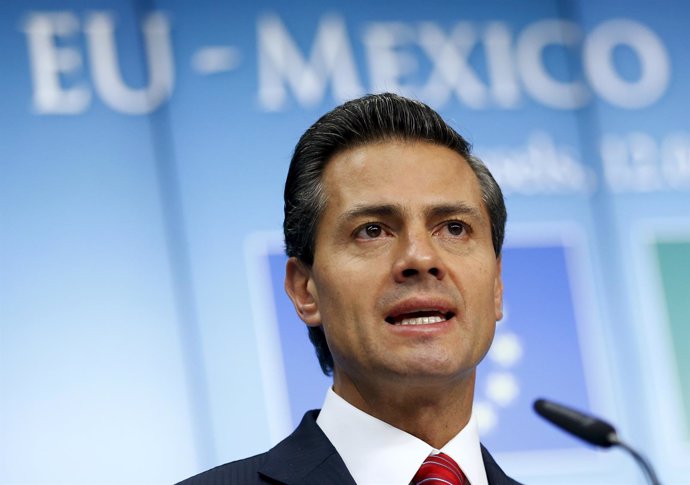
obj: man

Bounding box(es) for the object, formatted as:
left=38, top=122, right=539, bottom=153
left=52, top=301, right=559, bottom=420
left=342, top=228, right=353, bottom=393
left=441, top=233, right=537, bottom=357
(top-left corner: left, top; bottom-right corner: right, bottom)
left=179, top=93, right=522, bottom=484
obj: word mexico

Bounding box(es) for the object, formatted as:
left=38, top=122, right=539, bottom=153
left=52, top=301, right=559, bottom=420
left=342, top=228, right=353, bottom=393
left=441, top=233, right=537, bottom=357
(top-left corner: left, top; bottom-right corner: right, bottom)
left=23, top=11, right=671, bottom=114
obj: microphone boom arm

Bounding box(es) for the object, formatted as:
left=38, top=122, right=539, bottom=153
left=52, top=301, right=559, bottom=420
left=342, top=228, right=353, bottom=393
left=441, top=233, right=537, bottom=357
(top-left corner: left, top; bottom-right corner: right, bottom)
left=533, top=398, right=662, bottom=485
left=609, top=434, right=661, bottom=485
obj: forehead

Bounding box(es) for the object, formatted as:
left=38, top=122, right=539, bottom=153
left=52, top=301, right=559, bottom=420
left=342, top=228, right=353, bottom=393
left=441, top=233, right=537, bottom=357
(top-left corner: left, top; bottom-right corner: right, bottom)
left=320, top=141, right=484, bottom=213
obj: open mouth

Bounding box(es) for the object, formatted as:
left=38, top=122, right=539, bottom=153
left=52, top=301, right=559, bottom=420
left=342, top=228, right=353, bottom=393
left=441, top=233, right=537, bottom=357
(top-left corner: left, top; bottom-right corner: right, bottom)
left=385, top=310, right=455, bottom=326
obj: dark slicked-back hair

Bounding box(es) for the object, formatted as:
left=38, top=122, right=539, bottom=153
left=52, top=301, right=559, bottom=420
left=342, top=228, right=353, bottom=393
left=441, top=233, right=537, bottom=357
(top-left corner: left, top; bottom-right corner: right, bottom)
left=284, top=93, right=506, bottom=376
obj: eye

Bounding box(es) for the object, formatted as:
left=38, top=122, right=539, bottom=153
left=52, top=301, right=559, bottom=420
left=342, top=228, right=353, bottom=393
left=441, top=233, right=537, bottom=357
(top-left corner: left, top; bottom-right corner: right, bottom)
left=442, top=221, right=469, bottom=237
left=355, top=223, right=386, bottom=240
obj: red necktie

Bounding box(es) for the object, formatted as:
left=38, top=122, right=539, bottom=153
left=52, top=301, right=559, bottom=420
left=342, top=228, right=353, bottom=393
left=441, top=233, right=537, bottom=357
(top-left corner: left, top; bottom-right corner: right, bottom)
left=413, top=452, right=468, bottom=485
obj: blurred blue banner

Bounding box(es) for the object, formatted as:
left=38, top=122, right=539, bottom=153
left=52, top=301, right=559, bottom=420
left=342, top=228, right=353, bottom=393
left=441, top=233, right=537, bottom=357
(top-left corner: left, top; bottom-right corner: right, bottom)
left=1, top=1, right=689, bottom=484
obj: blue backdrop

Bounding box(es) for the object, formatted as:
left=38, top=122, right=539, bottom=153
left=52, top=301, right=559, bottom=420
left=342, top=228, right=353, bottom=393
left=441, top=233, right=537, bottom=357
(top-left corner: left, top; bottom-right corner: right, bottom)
left=1, top=1, right=689, bottom=484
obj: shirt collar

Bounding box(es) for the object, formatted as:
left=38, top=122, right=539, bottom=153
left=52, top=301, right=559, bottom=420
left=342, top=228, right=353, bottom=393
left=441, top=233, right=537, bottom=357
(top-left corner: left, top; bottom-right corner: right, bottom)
left=316, top=388, right=488, bottom=485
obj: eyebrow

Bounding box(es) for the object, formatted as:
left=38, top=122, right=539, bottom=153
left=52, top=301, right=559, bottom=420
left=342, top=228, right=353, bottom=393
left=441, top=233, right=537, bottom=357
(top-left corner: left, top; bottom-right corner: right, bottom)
left=338, top=202, right=484, bottom=224
left=425, top=203, right=484, bottom=222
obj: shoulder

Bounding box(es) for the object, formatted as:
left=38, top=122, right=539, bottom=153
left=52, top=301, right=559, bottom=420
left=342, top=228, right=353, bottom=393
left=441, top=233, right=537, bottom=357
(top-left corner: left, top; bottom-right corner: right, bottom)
left=175, top=410, right=337, bottom=485
left=175, top=452, right=270, bottom=485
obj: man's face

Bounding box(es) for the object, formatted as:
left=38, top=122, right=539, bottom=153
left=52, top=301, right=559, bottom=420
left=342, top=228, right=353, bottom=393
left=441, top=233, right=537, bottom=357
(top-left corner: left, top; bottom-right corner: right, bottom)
left=287, top=140, right=503, bottom=396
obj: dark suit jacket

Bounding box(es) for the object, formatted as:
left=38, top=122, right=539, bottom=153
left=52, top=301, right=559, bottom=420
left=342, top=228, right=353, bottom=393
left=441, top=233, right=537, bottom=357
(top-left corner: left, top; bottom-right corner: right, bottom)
left=177, top=410, right=524, bottom=485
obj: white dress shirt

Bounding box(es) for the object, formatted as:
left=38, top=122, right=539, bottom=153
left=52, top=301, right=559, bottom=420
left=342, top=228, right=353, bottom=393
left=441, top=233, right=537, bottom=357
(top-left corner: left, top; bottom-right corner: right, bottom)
left=316, top=388, right=489, bottom=485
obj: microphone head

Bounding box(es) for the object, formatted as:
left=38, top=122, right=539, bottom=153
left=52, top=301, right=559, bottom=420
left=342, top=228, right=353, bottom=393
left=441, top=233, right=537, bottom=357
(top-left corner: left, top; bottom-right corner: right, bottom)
left=534, top=398, right=618, bottom=448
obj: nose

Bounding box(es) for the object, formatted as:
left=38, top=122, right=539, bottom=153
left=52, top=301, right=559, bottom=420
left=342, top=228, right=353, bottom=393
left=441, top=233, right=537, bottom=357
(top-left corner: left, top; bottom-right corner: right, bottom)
left=392, top=230, right=446, bottom=283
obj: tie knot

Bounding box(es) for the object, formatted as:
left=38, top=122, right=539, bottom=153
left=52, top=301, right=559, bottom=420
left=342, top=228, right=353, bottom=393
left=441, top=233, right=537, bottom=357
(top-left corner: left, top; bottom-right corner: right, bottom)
left=413, top=452, right=468, bottom=485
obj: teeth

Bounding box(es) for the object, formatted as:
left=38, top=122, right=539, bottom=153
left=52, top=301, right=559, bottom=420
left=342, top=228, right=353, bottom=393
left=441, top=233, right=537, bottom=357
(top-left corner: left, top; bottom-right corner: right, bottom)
left=398, top=315, right=444, bottom=326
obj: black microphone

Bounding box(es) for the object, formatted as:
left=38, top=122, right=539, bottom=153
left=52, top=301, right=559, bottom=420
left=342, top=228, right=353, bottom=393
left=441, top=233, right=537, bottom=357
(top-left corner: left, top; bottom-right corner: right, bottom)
left=533, top=398, right=662, bottom=485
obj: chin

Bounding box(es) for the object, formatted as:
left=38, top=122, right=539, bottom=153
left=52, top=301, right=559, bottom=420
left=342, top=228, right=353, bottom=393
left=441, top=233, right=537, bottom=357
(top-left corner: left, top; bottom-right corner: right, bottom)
left=386, top=358, right=475, bottom=383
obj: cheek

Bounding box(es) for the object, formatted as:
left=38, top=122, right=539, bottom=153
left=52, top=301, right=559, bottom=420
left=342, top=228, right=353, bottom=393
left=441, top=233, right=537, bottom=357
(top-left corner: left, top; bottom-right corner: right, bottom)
left=312, top=269, right=356, bottom=327
left=479, top=321, right=497, bottom=361
left=466, top=271, right=502, bottom=323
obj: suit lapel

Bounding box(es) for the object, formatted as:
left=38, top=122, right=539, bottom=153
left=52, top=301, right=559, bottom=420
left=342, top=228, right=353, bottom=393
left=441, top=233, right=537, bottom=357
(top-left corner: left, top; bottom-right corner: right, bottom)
left=259, top=411, right=519, bottom=485
left=481, top=445, right=523, bottom=485
left=259, top=410, right=356, bottom=485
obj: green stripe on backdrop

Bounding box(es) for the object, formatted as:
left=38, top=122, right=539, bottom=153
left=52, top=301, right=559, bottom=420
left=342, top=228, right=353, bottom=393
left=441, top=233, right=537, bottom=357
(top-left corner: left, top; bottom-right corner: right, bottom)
left=656, top=240, right=690, bottom=440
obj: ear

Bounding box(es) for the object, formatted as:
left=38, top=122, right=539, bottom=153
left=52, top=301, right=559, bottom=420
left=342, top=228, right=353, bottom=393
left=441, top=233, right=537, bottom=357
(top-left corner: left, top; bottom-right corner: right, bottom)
left=284, top=257, right=322, bottom=327
left=494, top=256, right=504, bottom=321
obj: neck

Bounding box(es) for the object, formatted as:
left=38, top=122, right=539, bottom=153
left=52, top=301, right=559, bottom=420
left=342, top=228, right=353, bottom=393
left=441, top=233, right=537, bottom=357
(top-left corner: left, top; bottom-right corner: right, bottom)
left=332, top=369, right=476, bottom=449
